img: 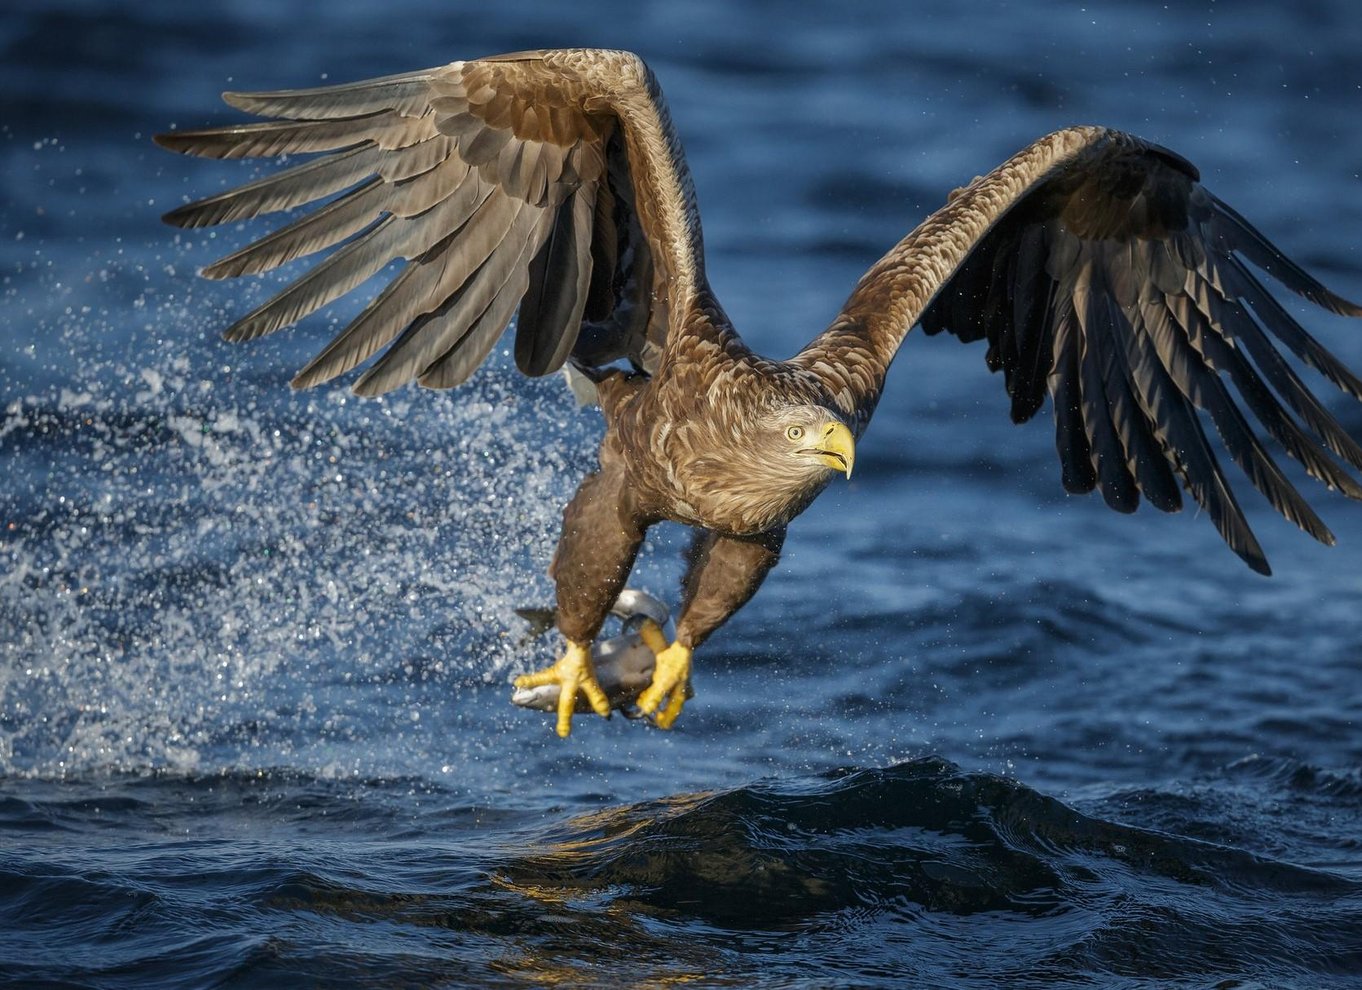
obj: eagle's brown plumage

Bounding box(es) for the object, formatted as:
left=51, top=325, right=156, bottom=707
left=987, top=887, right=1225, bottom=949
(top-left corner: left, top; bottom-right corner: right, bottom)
left=156, top=49, right=1362, bottom=736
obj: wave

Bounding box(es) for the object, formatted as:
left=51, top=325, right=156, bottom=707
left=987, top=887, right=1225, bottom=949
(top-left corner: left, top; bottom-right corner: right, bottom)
left=492, top=757, right=1361, bottom=985
left=4, top=758, right=1359, bottom=987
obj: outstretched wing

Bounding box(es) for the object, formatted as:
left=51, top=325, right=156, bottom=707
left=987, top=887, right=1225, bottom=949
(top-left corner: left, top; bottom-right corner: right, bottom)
left=155, top=49, right=705, bottom=394
left=795, top=127, right=1362, bottom=574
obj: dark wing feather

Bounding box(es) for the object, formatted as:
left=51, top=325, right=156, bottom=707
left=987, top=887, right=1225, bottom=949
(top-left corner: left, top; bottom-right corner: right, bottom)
left=573, top=122, right=666, bottom=373
left=1047, top=301, right=1098, bottom=494
left=1153, top=290, right=1333, bottom=546
left=1121, top=289, right=1269, bottom=571
left=1074, top=272, right=1139, bottom=512
left=797, top=127, right=1362, bottom=572
left=156, top=50, right=708, bottom=393
left=1085, top=265, right=1182, bottom=512
left=1008, top=224, right=1056, bottom=422
left=515, top=182, right=597, bottom=376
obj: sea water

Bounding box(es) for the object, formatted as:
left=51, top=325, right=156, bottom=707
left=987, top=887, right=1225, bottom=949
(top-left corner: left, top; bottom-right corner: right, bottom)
left=3, top=2, right=1362, bottom=986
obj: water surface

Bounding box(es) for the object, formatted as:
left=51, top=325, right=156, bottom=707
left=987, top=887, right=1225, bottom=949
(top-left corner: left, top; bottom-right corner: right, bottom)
left=3, top=2, right=1362, bottom=986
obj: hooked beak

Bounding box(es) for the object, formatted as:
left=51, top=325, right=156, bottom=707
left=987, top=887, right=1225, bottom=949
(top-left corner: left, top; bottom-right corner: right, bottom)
left=802, top=421, right=856, bottom=479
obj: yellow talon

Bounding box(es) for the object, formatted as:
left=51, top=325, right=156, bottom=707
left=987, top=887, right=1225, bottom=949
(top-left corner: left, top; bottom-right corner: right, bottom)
left=513, top=641, right=610, bottom=738
left=636, top=640, right=692, bottom=729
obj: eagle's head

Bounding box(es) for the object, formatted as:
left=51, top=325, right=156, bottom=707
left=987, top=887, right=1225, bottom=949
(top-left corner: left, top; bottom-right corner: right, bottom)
left=675, top=399, right=856, bottom=534
left=760, top=404, right=856, bottom=482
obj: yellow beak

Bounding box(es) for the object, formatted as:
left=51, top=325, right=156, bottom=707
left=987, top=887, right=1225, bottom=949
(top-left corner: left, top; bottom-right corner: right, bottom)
left=807, top=421, right=856, bottom=479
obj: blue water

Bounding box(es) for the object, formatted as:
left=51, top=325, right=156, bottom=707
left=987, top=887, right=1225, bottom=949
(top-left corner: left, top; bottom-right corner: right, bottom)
left=4, top=1, right=1362, bottom=986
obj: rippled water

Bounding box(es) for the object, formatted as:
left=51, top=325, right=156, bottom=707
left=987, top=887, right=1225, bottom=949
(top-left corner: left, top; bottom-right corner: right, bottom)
left=4, top=1, right=1362, bottom=987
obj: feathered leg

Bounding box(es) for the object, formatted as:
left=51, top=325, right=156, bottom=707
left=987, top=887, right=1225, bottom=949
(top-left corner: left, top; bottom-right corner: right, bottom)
left=516, top=463, right=646, bottom=737
left=637, top=527, right=785, bottom=728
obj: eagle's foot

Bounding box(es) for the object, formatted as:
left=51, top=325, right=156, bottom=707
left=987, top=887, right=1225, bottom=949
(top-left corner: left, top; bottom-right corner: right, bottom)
left=513, top=641, right=610, bottom=738
left=636, top=633, right=693, bottom=730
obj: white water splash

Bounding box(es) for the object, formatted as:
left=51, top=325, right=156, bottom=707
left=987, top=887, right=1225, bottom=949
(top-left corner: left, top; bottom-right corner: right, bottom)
left=1, top=245, right=596, bottom=778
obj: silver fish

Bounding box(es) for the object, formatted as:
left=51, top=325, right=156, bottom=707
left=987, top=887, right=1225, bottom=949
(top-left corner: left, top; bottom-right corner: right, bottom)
left=510, top=589, right=672, bottom=715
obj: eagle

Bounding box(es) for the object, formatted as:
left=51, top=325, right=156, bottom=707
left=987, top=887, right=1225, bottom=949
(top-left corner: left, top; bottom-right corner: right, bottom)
left=156, top=48, right=1362, bottom=737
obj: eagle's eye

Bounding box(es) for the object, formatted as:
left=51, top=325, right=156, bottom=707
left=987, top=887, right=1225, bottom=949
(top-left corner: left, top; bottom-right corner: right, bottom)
left=786, top=425, right=805, bottom=442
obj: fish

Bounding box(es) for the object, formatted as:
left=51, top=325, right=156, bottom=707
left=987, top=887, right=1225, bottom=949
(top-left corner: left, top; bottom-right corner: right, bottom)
left=510, top=589, right=677, bottom=716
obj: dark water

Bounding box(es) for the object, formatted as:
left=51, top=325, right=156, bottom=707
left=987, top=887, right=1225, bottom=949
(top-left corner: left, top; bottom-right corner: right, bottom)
left=4, top=1, right=1362, bottom=986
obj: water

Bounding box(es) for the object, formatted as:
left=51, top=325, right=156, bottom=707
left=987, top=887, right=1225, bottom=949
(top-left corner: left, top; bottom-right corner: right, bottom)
left=4, top=1, right=1362, bottom=986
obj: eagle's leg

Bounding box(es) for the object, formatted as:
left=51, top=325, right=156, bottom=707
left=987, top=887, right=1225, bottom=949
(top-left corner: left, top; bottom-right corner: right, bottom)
left=515, top=462, right=646, bottom=737
left=637, top=527, right=786, bottom=728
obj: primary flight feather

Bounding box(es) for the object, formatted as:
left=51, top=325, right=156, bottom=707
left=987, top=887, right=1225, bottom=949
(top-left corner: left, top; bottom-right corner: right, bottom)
left=156, top=48, right=1362, bottom=736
